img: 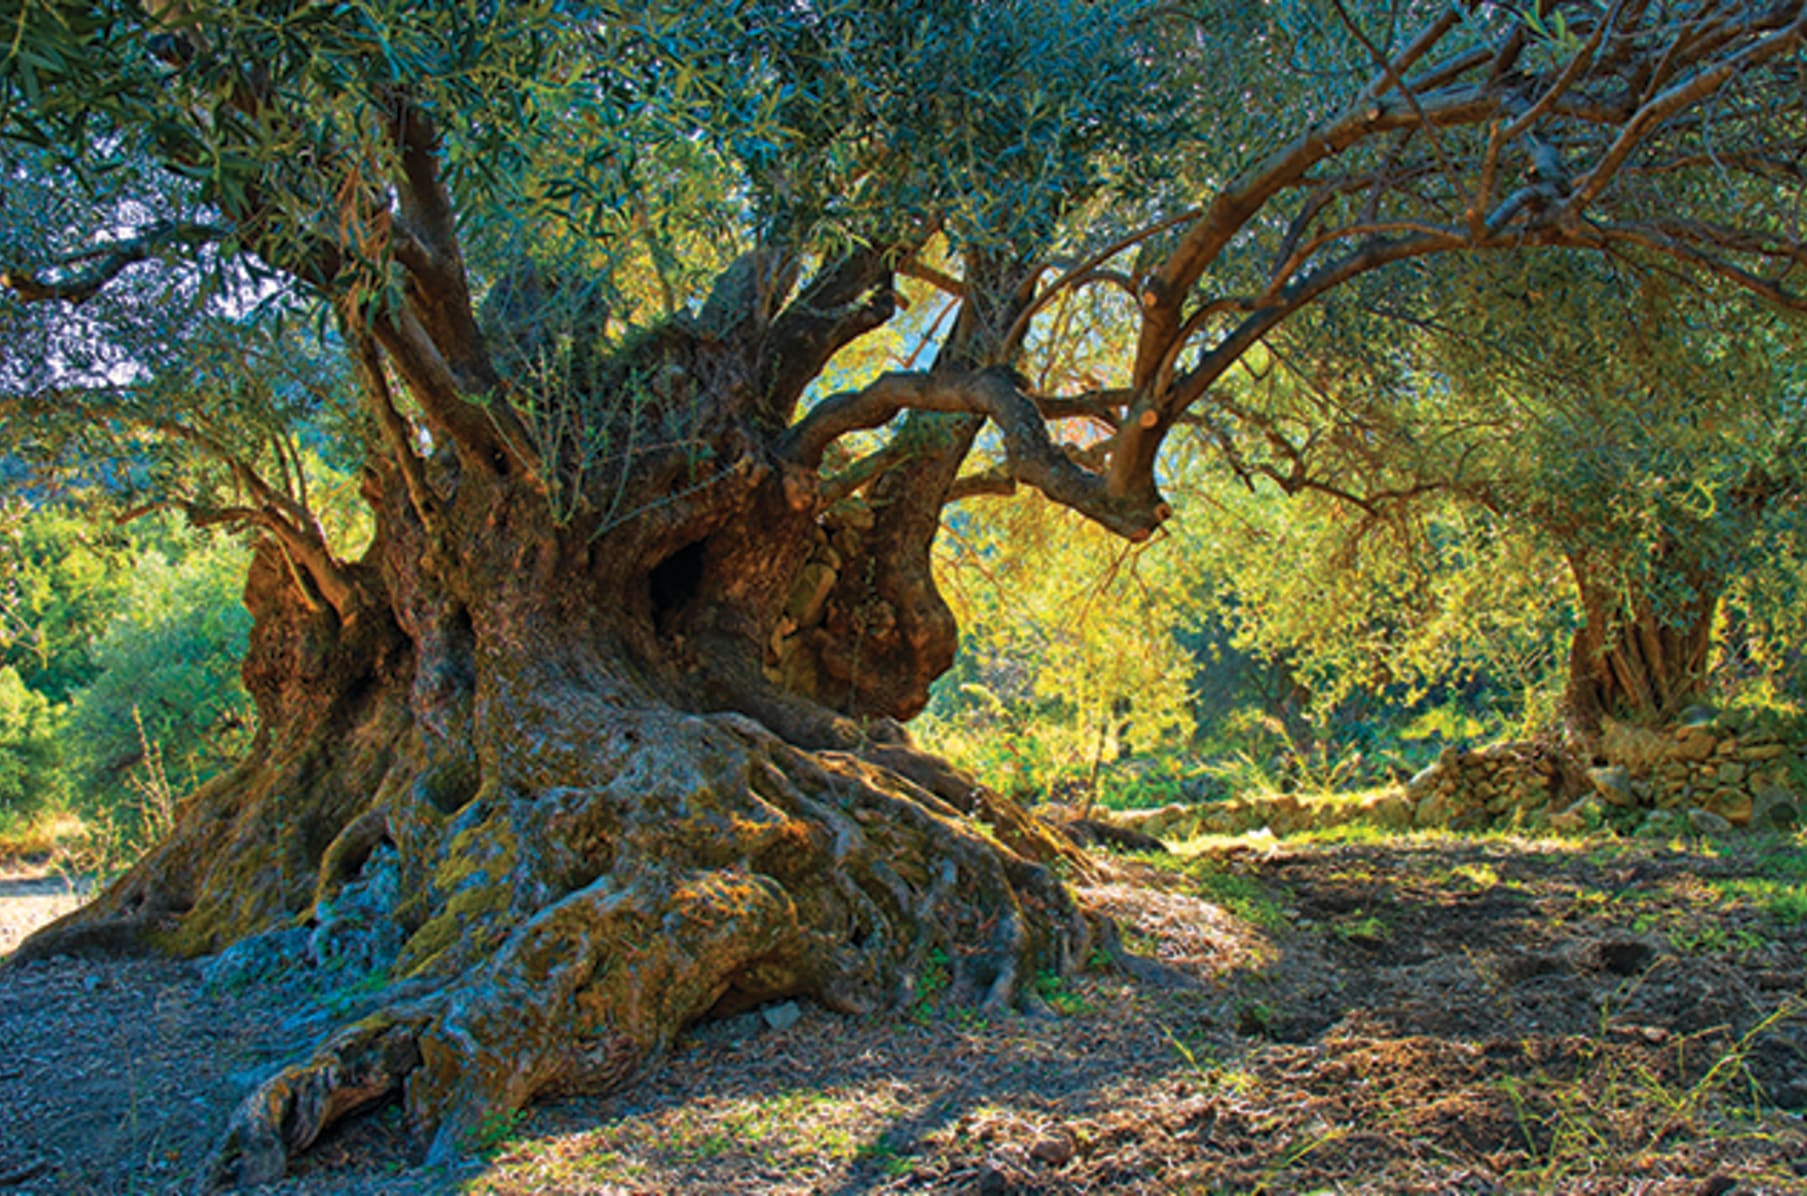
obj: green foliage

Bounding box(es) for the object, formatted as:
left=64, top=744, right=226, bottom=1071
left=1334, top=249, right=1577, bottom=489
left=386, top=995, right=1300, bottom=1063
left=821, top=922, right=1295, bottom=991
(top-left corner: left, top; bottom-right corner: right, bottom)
left=64, top=536, right=254, bottom=822
left=908, top=946, right=951, bottom=1023
left=0, top=664, right=64, bottom=822
left=921, top=491, right=1202, bottom=804
left=470, top=1107, right=528, bottom=1159
left=0, top=499, right=140, bottom=702
left=0, top=500, right=251, bottom=847
left=1031, top=968, right=1092, bottom=1016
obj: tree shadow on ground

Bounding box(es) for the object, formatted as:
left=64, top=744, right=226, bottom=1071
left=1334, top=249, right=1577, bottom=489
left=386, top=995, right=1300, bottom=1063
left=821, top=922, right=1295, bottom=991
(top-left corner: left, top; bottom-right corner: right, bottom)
left=426, top=832, right=1807, bottom=1195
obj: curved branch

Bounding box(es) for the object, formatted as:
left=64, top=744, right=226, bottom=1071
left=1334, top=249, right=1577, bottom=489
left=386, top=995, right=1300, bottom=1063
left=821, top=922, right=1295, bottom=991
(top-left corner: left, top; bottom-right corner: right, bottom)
left=1, top=223, right=226, bottom=305
left=946, top=470, right=1017, bottom=503
left=1565, top=10, right=1807, bottom=215
left=759, top=248, right=899, bottom=424
left=778, top=370, right=1169, bottom=538
left=1000, top=207, right=1204, bottom=352
left=1131, top=68, right=1496, bottom=388
left=0, top=387, right=357, bottom=612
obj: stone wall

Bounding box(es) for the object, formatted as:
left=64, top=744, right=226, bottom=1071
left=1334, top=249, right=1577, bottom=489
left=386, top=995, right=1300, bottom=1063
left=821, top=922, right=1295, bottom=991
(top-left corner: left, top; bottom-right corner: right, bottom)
left=1091, top=714, right=1801, bottom=844
left=1405, top=742, right=1564, bottom=830
left=1404, top=715, right=1801, bottom=835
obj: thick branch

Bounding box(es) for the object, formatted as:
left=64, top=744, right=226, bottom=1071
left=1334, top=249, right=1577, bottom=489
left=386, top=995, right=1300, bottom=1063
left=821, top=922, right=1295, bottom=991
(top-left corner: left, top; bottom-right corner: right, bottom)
left=759, top=249, right=899, bottom=424
left=1, top=223, right=225, bottom=305
left=1131, top=76, right=1492, bottom=389
left=1566, top=9, right=1807, bottom=215
left=779, top=370, right=1169, bottom=538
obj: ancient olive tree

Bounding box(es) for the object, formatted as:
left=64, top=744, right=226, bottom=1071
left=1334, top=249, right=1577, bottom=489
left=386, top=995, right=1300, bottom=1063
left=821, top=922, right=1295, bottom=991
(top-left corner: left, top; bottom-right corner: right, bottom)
left=1181, top=255, right=1807, bottom=743
left=3, top=0, right=1805, bottom=1183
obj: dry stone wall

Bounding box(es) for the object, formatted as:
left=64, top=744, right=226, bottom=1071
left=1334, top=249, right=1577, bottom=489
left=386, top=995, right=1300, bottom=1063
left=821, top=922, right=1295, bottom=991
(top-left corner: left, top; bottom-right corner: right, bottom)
left=1092, top=713, right=1801, bottom=844
left=1396, top=714, right=1800, bottom=835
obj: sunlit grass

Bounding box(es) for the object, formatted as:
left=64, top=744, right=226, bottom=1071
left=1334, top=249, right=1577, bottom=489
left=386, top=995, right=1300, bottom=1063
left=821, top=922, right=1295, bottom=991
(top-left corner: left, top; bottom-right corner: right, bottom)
left=0, top=807, right=89, bottom=864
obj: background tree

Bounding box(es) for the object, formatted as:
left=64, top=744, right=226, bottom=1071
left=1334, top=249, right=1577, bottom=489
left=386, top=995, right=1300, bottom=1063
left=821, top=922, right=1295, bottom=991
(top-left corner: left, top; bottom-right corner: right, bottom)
left=1192, top=256, right=1807, bottom=744
left=2, top=0, right=1805, bottom=1184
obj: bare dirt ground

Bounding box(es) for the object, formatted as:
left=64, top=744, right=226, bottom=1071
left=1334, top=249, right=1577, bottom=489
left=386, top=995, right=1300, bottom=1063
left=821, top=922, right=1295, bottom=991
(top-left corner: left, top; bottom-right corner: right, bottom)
left=0, top=870, right=86, bottom=957
left=2, top=830, right=1804, bottom=1195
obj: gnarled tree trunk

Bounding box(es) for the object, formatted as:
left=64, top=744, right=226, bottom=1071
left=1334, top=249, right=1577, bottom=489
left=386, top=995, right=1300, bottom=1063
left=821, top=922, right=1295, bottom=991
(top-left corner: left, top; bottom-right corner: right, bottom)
left=12, top=300, right=1105, bottom=1186
left=1562, top=547, right=1719, bottom=744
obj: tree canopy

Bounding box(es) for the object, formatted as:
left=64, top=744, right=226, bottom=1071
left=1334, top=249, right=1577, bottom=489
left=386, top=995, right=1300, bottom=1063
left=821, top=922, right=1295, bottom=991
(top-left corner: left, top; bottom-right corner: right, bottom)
left=5, top=1, right=1805, bottom=557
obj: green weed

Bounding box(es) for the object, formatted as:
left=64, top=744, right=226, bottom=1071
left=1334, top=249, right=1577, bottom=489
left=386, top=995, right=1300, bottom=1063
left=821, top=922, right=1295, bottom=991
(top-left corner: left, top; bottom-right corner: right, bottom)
left=469, top=1108, right=527, bottom=1158
left=1032, top=969, right=1093, bottom=1016
left=1141, top=852, right=1291, bottom=930
left=908, top=947, right=951, bottom=1023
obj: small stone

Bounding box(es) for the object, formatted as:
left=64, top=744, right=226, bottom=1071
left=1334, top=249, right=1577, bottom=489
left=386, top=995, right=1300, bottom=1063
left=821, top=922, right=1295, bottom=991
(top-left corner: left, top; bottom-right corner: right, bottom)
left=977, top=1163, right=1015, bottom=1195
left=1752, top=787, right=1800, bottom=831
left=1587, top=765, right=1634, bottom=807
left=1706, top=788, right=1754, bottom=826
left=1027, top=1130, right=1077, bottom=1167
left=1414, top=795, right=1446, bottom=828
left=1404, top=763, right=1440, bottom=797
left=1551, top=799, right=1598, bottom=833
left=1714, top=762, right=1746, bottom=787
left=1738, top=743, right=1786, bottom=761
left=760, top=1000, right=803, bottom=1032
left=1672, top=731, right=1716, bottom=762
left=1677, top=703, right=1718, bottom=727
left=1687, top=807, right=1733, bottom=837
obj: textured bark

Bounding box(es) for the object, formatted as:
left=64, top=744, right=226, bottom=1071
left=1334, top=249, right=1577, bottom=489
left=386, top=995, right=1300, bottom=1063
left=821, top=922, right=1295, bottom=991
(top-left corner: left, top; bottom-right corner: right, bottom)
left=1562, top=550, right=1718, bottom=743
left=11, top=361, right=1099, bottom=1188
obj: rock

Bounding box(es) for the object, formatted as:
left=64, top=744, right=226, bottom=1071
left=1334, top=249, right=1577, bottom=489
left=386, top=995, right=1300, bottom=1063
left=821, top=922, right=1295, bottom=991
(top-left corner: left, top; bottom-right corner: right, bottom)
left=1604, top=719, right=1672, bottom=767
left=1687, top=807, right=1733, bottom=837
left=1705, top=788, right=1753, bottom=826
left=1108, top=804, right=1186, bottom=835
left=1359, top=791, right=1413, bottom=830
left=1677, top=703, right=1718, bottom=726
left=1752, top=786, right=1801, bottom=831
left=1713, top=761, right=1746, bottom=787
left=1738, top=742, right=1786, bottom=761
left=1551, top=798, right=1601, bottom=834
left=1027, top=1130, right=1077, bottom=1167
left=1414, top=794, right=1447, bottom=828
left=760, top=1000, right=803, bottom=1032
left=1715, top=739, right=1739, bottom=757
left=977, top=1163, right=1019, bottom=1195
left=1672, top=730, right=1717, bottom=762
left=1586, top=765, right=1634, bottom=807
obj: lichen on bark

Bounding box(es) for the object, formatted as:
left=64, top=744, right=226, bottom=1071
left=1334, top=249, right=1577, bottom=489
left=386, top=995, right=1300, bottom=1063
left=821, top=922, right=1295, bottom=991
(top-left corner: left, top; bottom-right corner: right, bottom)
left=13, top=391, right=1103, bottom=1188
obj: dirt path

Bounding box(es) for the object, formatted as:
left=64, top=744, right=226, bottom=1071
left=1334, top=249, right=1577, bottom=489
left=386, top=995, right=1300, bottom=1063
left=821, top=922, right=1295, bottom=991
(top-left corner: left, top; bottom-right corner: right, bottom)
left=2, top=833, right=1804, bottom=1194
left=0, top=869, right=87, bottom=957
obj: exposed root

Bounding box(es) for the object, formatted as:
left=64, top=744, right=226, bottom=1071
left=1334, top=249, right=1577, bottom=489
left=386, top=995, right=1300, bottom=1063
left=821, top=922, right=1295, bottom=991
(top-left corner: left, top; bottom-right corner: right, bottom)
left=194, top=707, right=1095, bottom=1187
